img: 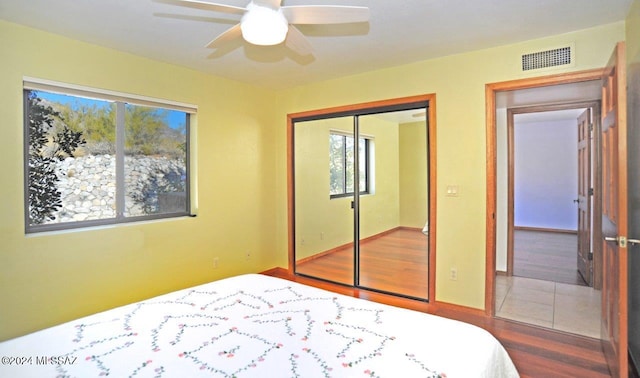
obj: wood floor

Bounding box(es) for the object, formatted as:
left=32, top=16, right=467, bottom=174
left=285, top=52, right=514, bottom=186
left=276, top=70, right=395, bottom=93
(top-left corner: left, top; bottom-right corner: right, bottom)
left=263, top=268, right=611, bottom=378
left=296, top=228, right=429, bottom=298
left=514, top=230, right=586, bottom=286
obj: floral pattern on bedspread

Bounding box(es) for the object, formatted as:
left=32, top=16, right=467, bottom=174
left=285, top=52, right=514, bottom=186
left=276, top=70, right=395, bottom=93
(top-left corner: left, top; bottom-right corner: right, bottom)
left=0, top=275, right=518, bottom=377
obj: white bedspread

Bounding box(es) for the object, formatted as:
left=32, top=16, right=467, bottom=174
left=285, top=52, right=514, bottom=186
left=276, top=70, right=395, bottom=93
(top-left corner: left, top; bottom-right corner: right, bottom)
left=0, top=274, right=518, bottom=377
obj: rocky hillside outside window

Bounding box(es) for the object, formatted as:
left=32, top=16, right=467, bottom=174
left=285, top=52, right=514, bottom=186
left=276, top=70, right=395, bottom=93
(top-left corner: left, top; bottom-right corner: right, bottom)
left=23, top=81, right=194, bottom=233
left=329, top=132, right=369, bottom=198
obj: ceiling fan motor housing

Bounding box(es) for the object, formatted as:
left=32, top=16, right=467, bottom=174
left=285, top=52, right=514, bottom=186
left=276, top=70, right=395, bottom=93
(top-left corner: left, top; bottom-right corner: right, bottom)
left=240, top=2, right=289, bottom=46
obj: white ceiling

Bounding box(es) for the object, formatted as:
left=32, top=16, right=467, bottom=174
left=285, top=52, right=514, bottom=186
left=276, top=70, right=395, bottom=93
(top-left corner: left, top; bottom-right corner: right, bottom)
left=497, top=79, right=602, bottom=123
left=496, top=80, right=603, bottom=109
left=514, top=108, right=588, bottom=124
left=0, top=0, right=633, bottom=90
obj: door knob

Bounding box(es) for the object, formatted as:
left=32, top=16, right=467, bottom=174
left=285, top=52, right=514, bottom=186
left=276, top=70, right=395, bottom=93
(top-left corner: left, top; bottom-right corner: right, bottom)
left=604, top=236, right=618, bottom=244
left=573, top=198, right=580, bottom=203
left=604, top=236, right=640, bottom=247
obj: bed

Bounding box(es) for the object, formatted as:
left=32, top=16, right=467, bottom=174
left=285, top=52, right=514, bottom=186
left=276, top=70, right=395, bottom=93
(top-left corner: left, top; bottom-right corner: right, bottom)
left=0, top=274, right=518, bottom=377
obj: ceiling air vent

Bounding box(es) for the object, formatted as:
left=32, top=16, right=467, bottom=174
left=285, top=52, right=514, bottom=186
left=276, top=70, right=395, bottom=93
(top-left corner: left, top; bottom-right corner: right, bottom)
left=521, top=46, right=572, bottom=71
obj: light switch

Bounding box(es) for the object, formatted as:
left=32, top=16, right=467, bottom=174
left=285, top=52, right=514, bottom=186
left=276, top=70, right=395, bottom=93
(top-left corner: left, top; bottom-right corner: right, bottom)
left=446, top=185, right=459, bottom=197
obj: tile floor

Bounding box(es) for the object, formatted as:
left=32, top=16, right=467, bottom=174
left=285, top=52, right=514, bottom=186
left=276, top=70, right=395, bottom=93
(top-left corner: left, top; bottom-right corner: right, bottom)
left=495, top=275, right=601, bottom=339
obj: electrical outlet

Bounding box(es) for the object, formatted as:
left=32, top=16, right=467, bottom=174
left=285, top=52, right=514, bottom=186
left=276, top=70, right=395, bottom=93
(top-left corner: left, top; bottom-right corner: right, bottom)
left=246, top=251, right=251, bottom=261
left=301, top=238, right=305, bottom=246
left=450, top=267, right=458, bottom=281
left=320, top=232, right=324, bottom=240
left=213, top=257, right=219, bottom=269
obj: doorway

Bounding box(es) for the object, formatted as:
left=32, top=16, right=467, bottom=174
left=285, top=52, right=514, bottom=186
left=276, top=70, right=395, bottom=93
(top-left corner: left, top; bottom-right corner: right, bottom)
left=287, top=95, right=437, bottom=301
left=487, top=44, right=629, bottom=376
left=485, top=71, right=605, bottom=338
left=499, top=102, right=603, bottom=337
left=506, top=103, right=601, bottom=288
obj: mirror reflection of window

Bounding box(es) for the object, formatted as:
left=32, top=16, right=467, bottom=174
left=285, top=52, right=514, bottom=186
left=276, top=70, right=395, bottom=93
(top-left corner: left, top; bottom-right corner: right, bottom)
left=329, top=132, right=369, bottom=198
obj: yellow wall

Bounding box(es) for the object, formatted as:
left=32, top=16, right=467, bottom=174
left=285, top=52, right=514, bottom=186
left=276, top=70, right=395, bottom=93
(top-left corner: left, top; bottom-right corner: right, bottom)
left=294, top=116, right=400, bottom=259
left=359, top=116, right=401, bottom=238
left=294, top=117, right=354, bottom=258
left=0, top=21, right=283, bottom=341
left=275, top=22, right=625, bottom=309
left=629, top=0, right=640, bottom=66
left=399, top=121, right=429, bottom=229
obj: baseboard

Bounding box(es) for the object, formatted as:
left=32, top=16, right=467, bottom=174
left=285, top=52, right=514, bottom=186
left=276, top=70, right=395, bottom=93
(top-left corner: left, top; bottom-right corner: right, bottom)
left=261, top=267, right=486, bottom=319
left=260, top=267, right=285, bottom=276
left=496, top=271, right=507, bottom=276
left=431, top=301, right=486, bottom=317
left=398, top=226, right=424, bottom=232
left=514, top=226, right=577, bottom=234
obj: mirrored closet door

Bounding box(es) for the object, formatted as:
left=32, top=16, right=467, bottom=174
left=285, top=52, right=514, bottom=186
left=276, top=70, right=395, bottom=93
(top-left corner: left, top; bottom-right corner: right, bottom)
left=357, top=111, right=429, bottom=299
left=294, top=116, right=355, bottom=286
left=292, top=98, right=431, bottom=300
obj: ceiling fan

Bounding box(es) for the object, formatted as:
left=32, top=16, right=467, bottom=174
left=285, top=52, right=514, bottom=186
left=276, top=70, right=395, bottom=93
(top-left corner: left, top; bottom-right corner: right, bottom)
left=161, top=0, right=370, bottom=56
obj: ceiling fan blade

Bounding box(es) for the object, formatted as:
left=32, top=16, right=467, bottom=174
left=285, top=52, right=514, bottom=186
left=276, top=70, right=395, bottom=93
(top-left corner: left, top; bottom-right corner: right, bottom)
left=157, top=0, right=246, bottom=15
left=285, top=25, right=313, bottom=56
left=252, top=0, right=282, bottom=9
left=282, top=6, right=369, bottom=25
left=206, top=23, right=242, bottom=48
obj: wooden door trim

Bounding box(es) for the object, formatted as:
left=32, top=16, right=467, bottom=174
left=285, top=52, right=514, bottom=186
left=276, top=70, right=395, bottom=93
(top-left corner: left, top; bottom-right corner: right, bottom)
left=485, top=68, right=604, bottom=316
left=506, top=101, right=600, bottom=277
left=601, top=41, right=628, bottom=378
left=592, top=104, right=604, bottom=290
left=287, top=94, right=438, bottom=303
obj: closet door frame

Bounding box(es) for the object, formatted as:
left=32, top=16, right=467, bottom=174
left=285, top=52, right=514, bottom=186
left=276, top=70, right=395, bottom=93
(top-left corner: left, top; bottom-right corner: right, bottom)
left=287, top=94, right=437, bottom=301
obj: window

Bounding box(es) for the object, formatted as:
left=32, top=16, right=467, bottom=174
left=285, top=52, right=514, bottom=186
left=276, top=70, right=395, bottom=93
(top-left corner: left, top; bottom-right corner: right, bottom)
left=24, top=80, right=194, bottom=233
left=329, top=132, right=369, bottom=198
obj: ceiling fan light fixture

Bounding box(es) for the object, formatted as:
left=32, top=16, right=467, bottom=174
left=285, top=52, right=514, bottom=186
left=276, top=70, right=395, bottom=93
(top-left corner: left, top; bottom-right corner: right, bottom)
left=240, top=3, right=288, bottom=46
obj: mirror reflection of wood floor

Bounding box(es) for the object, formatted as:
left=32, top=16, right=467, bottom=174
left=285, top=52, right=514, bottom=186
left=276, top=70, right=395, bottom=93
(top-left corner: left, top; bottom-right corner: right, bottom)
left=295, top=228, right=428, bottom=299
